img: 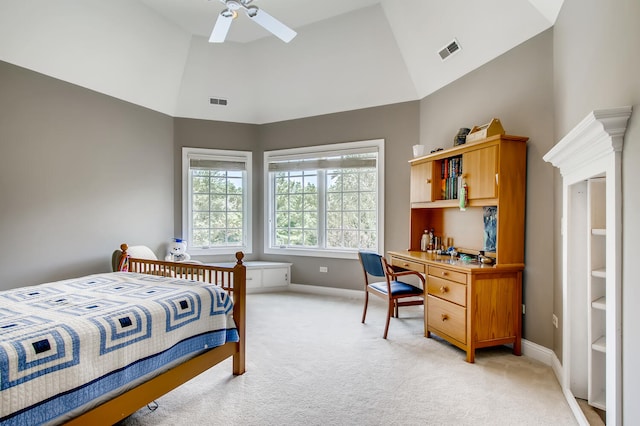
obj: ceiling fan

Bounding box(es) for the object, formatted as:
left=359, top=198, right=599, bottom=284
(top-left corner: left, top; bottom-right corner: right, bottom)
left=209, top=0, right=297, bottom=43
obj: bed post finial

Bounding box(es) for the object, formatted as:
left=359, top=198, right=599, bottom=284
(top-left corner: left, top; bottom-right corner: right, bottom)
left=120, top=243, right=129, bottom=254
left=235, top=251, right=244, bottom=265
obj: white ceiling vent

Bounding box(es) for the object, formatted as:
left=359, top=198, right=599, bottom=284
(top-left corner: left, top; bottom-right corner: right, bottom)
left=438, top=39, right=461, bottom=61
left=209, top=97, right=228, bottom=106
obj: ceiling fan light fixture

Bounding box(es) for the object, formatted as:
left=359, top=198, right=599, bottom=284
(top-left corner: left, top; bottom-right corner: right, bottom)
left=245, top=5, right=258, bottom=18
left=221, top=8, right=237, bottom=19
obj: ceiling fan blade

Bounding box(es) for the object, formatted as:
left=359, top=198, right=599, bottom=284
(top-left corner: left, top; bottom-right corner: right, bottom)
left=209, top=11, right=234, bottom=43
left=247, top=8, right=297, bottom=43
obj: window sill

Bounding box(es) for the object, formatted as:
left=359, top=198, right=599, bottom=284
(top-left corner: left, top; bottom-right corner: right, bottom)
left=264, top=247, right=359, bottom=260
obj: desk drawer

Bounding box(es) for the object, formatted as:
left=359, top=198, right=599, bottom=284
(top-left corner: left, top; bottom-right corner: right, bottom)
left=427, top=295, right=466, bottom=344
left=428, top=265, right=467, bottom=284
left=427, top=275, right=466, bottom=307
left=390, top=257, right=425, bottom=274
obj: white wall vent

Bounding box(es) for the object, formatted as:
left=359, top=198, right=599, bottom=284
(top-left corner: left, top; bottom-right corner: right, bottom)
left=438, top=39, right=461, bottom=60
left=209, top=97, right=228, bottom=106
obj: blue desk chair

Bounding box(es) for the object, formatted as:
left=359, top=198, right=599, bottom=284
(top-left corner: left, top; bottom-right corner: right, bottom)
left=358, top=251, right=425, bottom=339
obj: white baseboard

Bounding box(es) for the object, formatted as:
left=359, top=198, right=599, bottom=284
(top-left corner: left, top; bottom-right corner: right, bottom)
left=521, top=338, right=554, bottom=366
left=551, top=351, right=563, bottom=384
left=549, top=352, right=590, bottom=426
left=561, top=385, right=591, bottom=426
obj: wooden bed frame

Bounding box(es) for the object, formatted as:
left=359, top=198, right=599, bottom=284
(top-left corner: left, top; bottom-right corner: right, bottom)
left=64, top=244, right=246, bottom=425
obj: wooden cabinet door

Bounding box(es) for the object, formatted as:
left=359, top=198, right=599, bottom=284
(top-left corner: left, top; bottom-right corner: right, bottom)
left=410, top=161, right=435, bottom=203
left=463, top=145, right=498, bottom=199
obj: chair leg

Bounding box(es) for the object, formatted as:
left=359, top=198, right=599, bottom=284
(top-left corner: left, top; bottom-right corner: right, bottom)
left=394, top=300, right=399, bottom=318
left=383, top=300, right=393, bottom=339
left=361, top=292, right=369, bottom=323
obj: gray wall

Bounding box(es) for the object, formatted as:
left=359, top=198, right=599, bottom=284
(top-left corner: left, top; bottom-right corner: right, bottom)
left=258, top=102, right=420, bottom=289
left=0, top=61, right=175, bottom=290
left=553, top=0, right=640, bottom=421
left=419, top=30, right=556, bottom=348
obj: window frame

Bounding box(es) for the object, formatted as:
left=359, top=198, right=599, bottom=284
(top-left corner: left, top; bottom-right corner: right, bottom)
left=182, top=147, right=252, bottom=256
left=263, top=139, right=384, bottom=260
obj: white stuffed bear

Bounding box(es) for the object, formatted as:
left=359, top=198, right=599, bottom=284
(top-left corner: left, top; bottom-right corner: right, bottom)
left=165, top=238, right=191, bottom=262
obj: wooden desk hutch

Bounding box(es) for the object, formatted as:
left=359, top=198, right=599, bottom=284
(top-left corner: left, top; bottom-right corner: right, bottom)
left=388, top=134, right=527, bottom=363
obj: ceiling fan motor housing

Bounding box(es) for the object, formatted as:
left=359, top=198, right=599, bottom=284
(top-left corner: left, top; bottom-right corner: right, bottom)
left=221, top=0, right=253, bottom=10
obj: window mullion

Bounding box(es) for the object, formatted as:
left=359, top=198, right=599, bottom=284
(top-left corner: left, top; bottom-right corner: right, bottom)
left=268, top=172, right=276, bottom=248
left=318, top=169, right=327, bottom=249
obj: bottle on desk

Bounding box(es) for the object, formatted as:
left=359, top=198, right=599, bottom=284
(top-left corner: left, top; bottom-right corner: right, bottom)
left=420, top=230, right=429, bottom=252
left=429, top=228, right=435, bottom=251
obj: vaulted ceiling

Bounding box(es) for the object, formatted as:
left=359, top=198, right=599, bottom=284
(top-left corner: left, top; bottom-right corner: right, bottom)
left=0, top=0, right=563, bottom=124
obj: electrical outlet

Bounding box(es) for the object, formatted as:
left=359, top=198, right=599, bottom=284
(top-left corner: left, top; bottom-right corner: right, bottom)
left=319, top=266, right=328, bottom=273
left=552, top=314, right=559, bottom=328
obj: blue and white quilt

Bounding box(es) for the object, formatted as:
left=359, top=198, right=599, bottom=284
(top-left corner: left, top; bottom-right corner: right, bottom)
left=0, top=272, right=239, bottom=425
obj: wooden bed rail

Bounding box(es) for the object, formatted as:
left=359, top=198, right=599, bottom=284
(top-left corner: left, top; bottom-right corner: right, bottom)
left=119, top=243, right=246, bottom=375
left=64, top=245, right=247, bottom=425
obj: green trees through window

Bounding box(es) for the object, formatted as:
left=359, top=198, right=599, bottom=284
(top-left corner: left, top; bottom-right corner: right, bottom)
left=266, top=139, right=383, bottom=257
left=274, top=170, right=318, bottom=247
left=182, top=148, right=252, bottom=255
left=191, top=169, right=244, bottom=248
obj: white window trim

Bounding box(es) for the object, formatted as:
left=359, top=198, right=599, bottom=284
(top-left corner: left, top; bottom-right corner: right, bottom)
left=182, top=147, right=253, bottom=256
left=263, top=139, right=384, bottom=260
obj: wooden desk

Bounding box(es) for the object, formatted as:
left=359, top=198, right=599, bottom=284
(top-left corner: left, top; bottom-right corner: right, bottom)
left=388, top=250, right=523, bottom=363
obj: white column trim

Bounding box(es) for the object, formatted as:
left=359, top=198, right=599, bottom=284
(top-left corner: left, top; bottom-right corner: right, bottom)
left=544, top=106, right=631, bottom=426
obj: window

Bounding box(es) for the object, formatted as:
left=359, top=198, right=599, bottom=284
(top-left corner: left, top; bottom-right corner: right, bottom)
left=264, top=139, right=384, bottom=259
left=182, top=148, right=252, bottom=255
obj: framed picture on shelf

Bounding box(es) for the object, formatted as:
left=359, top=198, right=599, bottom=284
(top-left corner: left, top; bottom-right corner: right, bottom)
left=483, top=206, right=497, bottom=252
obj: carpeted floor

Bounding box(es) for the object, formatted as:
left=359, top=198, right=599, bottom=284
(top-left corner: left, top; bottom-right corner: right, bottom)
left=119, top=291, right=577, bottom=425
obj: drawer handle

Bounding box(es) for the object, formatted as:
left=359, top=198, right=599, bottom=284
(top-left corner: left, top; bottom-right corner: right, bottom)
left=426, top=179, right=431, bottom=184
left=441, top=271, right=448, bottom=277
left=441, top=314, right=448, bottom=322
left=440, top=286, right=448, bottom=293
left=403, top=263, right=409, bottom=267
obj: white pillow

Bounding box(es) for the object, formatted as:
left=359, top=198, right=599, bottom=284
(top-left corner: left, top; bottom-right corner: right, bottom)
left=126, top=245, right=158, bottom=260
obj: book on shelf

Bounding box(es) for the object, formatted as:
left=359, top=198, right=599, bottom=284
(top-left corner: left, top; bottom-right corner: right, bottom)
left=440, top=155, right=462, bottom=200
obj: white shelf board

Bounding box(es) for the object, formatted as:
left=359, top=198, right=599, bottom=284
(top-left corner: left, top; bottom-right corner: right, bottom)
left=592, top=296, right=606, bottom=310
left=591, top=268, right=606, bottom=278
left=592, top=335, right=606, bottom=353
left=591, top=228, right=606, bottom=236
